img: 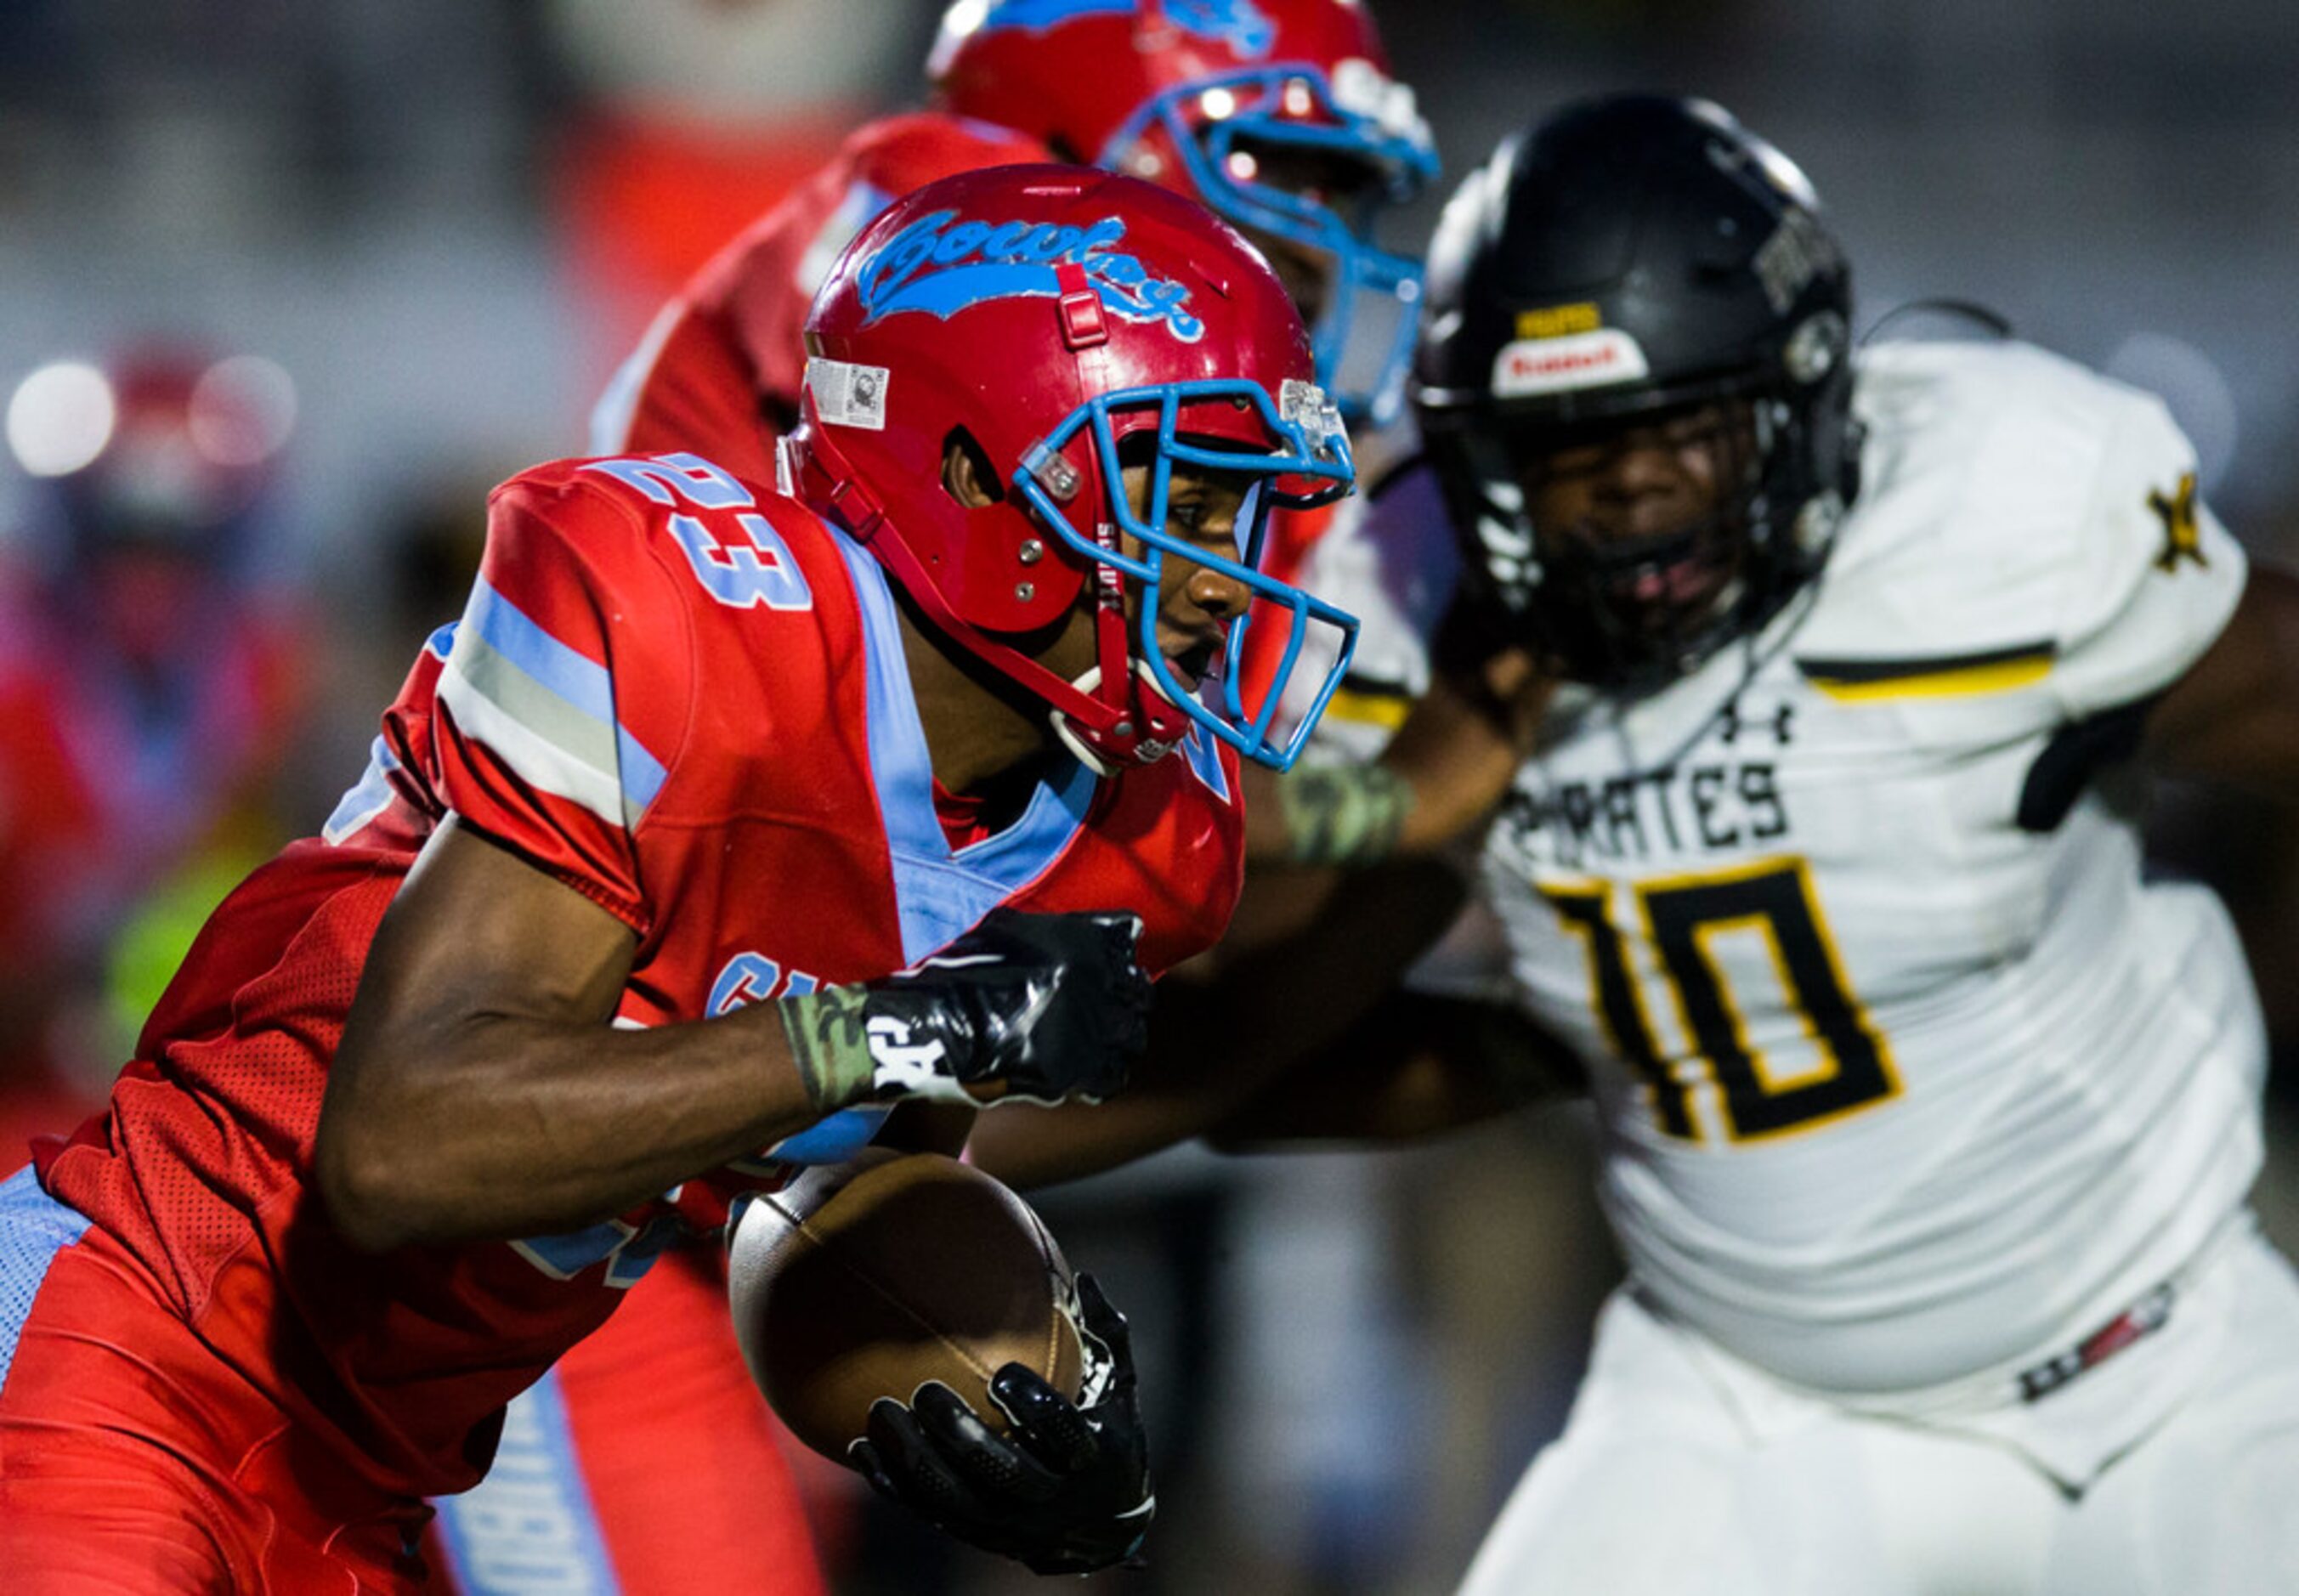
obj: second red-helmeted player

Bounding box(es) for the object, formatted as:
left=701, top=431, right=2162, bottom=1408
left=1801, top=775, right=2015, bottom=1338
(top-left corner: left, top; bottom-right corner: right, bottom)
left=592, top=0, right=1435, bottom=470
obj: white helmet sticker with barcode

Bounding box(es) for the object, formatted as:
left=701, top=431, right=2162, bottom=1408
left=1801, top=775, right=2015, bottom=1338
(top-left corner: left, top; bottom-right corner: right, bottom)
left=807, top=357, right=889, bottom=431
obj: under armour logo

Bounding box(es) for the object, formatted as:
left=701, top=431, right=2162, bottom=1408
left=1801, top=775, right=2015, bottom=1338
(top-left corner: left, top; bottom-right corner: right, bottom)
left=1718, top=699, right=1796, bottom=747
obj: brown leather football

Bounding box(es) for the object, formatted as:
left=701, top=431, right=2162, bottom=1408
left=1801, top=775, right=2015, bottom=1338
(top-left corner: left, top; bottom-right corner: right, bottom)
left=727, top=1149, right=1084, bottom=1463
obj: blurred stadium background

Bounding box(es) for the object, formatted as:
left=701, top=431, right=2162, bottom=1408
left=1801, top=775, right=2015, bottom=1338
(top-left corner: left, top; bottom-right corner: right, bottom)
left=4, top=2, right=2296, bottom=1591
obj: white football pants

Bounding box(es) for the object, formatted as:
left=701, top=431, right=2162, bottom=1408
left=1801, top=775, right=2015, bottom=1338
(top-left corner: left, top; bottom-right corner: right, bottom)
left=1458, top=1224, right=2299, bottom=1595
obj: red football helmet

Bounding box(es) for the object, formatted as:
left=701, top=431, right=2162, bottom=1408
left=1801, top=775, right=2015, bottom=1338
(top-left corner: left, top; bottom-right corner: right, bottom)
left=6, top=348, right=297, bottom=667
left=784, top=164, right=1356, bottom=773
left=927, top=0, right=1437, bottom=426
left=6, top=348, right=296, bottom=563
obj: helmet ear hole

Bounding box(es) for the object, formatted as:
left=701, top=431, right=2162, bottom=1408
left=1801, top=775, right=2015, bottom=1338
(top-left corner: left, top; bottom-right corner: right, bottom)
left=940, top=427, right=1005, bottom=508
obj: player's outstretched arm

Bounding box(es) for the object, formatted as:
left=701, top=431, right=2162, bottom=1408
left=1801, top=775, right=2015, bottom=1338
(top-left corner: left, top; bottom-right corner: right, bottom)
left=1203, top=988, right=1583, bottom=1147
left=1241, top=643, right=1550, bottom=870
left=968, top=849, right=1562, bottom=1189
left=319, top=819, right=1148, bottom=1251
left=852, top=1271, right=1155, bottom=1576
left=969, top=612, right=1554, bottom=1191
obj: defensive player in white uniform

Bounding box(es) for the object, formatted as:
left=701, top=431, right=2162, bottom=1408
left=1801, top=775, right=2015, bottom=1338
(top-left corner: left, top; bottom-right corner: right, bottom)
left=1373, top=95, right=2299, bottom=1595
left=976, top=89, right=2299, bottom=1590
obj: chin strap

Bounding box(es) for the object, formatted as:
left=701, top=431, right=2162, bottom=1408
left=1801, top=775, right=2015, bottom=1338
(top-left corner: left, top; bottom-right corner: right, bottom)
left=784, top=432, right=888, bottom=543
left=1048, top=660, right=1191, bottom=775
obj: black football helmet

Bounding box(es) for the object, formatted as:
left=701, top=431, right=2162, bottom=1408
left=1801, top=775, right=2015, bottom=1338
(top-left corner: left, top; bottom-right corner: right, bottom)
left=1414, top=95, right=1862, bottom=691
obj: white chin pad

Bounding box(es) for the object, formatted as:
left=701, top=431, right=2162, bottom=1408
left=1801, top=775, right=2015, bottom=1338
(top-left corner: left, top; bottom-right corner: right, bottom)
left=1048, top=660, right=1184, bottom=774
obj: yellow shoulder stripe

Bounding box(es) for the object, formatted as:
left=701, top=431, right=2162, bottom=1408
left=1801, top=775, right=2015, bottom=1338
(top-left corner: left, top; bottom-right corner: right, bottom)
left=1321, top=683, right=1415, bottom=730
left=1796, top=642, right=2056, bottom=703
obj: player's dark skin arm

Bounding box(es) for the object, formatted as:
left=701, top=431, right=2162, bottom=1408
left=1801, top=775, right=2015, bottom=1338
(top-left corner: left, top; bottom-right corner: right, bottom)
left=970, top=951, right=1579, bottom=1188
left=1228, top=634, right=1549, bottom=948
left=1202, top=990, right=1581, bottom=1148
left=969, top=854, right=1469, bottom=1187
left=1237, top=648, right=1547, bottom=866
left=971, top=629, right=1553, bottom=1188
left=971, top=846, right=1580, bottom=1186
left=2144, top=564, right=2299, bottom=790
left=318, top=817, right=855, bottom=1253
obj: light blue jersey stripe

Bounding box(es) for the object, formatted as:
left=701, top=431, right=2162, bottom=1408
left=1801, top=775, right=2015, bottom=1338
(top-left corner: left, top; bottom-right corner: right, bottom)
left=825, top=524, right=1092, bottom=965
left=614, top=727, right=667, bottom=814
left=462, top=579, right=618, bottom=724
left=432, top=1370, right=621, bottom=1596
left=452, top=578, right=670, bottom=823
left=0, top=1165, right=93, bottom=1395
left=324, top=734, right=405, bottom=845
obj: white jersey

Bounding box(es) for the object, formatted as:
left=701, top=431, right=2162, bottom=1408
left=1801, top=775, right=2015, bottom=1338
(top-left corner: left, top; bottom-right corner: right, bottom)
left=1475, top=340, right=2257, bottom=1393
left=1284, top=416, right=1458, bottom=762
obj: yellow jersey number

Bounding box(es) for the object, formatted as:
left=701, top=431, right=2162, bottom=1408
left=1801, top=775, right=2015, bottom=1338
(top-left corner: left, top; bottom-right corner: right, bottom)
left=1546, top=857, right=1900, bottom=1144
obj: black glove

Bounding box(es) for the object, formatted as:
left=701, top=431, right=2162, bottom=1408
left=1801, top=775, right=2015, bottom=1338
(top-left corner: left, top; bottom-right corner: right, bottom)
left=850, top=1271, right=1154, bottom=1576
left=782, top=908, right=1151, bottom=1113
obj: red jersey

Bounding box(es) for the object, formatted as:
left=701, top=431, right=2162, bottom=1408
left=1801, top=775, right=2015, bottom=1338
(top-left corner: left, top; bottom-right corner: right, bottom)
left=590, top=111, right=1053, bottom=481
left=0, top=566, right=305, bottom=971
left=36, top=449, right=1243, bottom=1501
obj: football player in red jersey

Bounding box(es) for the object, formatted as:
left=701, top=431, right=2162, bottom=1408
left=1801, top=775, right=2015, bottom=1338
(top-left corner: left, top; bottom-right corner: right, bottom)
left=434, top=8, right=1479, bottom=1593
left=0, top=166, right=1357, bottom=1591
left=592, top=0, right=1526, bottom=874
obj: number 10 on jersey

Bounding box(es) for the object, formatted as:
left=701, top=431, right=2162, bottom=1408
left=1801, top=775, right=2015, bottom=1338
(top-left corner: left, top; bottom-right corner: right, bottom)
left=1544, top=857, right=1900, bottom=1145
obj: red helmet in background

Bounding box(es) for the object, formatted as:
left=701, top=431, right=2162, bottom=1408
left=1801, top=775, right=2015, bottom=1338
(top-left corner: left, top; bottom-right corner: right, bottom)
left=5, top=348, right=297, bottom=668
left=5, top=348, right=296, bottom=569
left=928, top=0, right=1437, bottom=427
left=785, top=163, right=1357, bottom=773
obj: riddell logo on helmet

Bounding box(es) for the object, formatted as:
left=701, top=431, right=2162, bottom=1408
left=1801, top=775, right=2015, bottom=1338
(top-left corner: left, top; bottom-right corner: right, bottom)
left=857, top=210, right=1205, bottom=341
left=1490, top=330, right=1651, bottom=398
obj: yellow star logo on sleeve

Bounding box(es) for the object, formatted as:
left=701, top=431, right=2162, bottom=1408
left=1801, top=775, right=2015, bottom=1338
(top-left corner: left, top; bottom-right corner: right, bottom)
left=2148, top=472, right=2206, bottom=572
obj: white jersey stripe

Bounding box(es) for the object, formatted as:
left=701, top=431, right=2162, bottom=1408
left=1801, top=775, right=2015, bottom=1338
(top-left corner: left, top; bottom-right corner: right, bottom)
left=438, top=666, right=626, bottom=829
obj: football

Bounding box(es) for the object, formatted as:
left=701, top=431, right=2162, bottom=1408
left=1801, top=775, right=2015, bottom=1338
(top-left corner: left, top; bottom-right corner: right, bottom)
left=727, top=1149, right=1085, bottom=1463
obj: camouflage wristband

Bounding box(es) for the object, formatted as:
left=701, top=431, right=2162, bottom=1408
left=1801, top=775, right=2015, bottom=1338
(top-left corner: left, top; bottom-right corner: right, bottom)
left=1275, top=762, right=1414, bottom=867
left=779, top=985, right=879, bottom=1115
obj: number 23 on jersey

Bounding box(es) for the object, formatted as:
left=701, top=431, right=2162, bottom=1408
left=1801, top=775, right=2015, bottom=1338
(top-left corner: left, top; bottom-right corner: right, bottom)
left=585, top=451, right=814, bottom=612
